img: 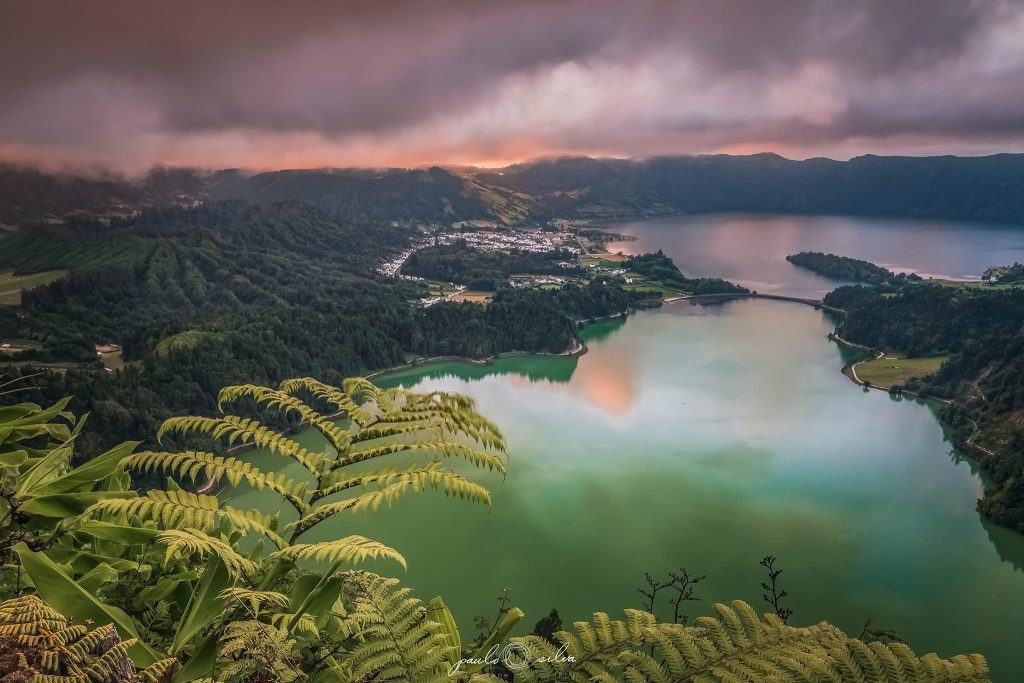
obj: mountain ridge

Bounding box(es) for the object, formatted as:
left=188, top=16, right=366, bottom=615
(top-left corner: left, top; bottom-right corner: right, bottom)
left=2, top=152, right=1024, bottom=227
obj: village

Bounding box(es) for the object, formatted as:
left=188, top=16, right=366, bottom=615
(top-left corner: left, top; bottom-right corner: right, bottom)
left=376, top=226, right=641, bottom=306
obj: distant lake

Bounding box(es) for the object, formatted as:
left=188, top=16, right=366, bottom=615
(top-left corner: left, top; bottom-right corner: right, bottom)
left=605, top=213, right=1024, bottom=297
left=233, top=215, right=1024, bottom=680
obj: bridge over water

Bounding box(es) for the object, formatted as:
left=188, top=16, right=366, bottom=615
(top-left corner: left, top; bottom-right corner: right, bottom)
left=666, top=292, right=846, bottom=315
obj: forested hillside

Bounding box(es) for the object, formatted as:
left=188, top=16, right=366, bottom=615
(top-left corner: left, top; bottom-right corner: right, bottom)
left=0, top=164, right=206, bottom=226
left=826, top=284, right=1024, bottom=530
left=0, top=202, right=638, bottom=456
left=479, top=153, right=1024, bottom=222
left=208, top=166, right=540, bottom=225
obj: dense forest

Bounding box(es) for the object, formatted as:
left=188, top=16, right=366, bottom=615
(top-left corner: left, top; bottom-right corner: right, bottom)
left=0, top=202, right=651, bottom=457
left=786, top=251, right=918, bottom=286
left=401, top=242, right=581, bottom=290
left=826, top=283, right=1024, bottom=530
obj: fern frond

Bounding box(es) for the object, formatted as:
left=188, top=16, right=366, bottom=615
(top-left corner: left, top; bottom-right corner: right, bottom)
left=89, top=489, right=285, bottom=547
left=219, top=620, right=304, bottom=683
left=343, top=439, right=506, bottom=472
left=218, top=383, right=351, bottom=454
left=270, top=536, right=406, bottom=570
left=294, top=465, right=491, bottom=537
left=137, top=657, right=179, bottom=682
left=157, top=528, right=259, bottom=578
left=219, top=588, right=291, bottom=618
left=123, top=450, right=308, bottom=511
left=510, top=602, right=992, bottom=683
left=280, top=376, right=375, bottom=427
left=345, top=572, right=452, bottom=682
left=0, top=595, right=179, bottom=682
left=0, top=595, right=66, bottom=634
left=157, top=415, right=324, bottom=474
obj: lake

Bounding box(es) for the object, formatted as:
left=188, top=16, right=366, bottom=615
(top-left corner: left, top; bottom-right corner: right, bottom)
left=233, top=214, right=1024, bottom=680
left=603, top=213, right=1024, bottom=298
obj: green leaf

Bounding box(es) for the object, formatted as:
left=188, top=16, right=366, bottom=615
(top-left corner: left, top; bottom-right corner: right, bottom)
left=45, top=548, right=149, bottom=576
left=77, top=562, right=118, bottom=593
left=16, top=443, right=73, bottom=497
left=14, top=542, right=159, bottom=666
left=0, top=450, right=28, bottom=467
left=171, top=632, right=218, bottom=683
left=20, top=490, right=136, bottom=518
left=464, top=607, right=525, bottom=674
left=33, top=440, right=139, bottom=496
left=170, top=554, right=230, bottom=655
left=426, top=596, right=461, bottom=667
left=77, top=519, right=161, bottom=546
left=140, top=575, right=195, bottom=603
left=287, top=569, right=345, bottom=632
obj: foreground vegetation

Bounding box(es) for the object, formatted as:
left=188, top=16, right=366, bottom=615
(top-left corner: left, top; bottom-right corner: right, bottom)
left=0, top=379, right=992, bottom=681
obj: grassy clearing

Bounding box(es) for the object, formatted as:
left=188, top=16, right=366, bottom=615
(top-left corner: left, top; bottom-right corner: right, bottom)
left=581, top=255, right=627, bottom=268
left=588, top=251, right=629, bottom=263
left=450, top=291, right=493, bottom=303
left=928, top=278, right=1024, bottom=291
left=98, top=350, right=125, bottom=371
left=857, top=354, right=949, bottom=388
left=0, top=270, right=66, bottom=305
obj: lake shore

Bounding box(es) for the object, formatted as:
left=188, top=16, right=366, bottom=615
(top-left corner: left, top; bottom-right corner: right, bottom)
left=365, top=337, right=588, bottom=381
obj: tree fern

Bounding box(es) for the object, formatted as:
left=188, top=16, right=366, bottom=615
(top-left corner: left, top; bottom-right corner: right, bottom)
left=116, top=376, right=505, bottom=567
left=0, top=595, right=177, bottom=682
left=508, top=601, right=991, bottom=683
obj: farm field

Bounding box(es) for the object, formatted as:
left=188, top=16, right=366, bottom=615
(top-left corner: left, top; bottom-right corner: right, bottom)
left=857, top=354, right=949, bottom=388
left=0, top=270, right=65, bottom=304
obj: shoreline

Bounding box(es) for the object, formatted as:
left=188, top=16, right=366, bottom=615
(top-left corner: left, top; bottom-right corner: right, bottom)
left=366, top=293, right=840, bottom=384
left=828, top=333, right=958, bottom=410
left=365, top=336, right=589, bottom=381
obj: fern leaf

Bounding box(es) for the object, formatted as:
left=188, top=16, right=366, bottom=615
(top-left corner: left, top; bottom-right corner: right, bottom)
left=270, top=536, right=406, bottom=569
left=157, top=528, right=259, bottom=578
left=294, top=465, right=491, bottom=537
left=157, top=414, right=324, bottom=474
left=89, top=489, right=285, bottom=547
left=123, top=450, right=308, bottom=510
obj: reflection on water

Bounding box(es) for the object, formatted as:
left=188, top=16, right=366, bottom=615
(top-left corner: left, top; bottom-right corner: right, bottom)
left=985, top=519, right=1024, bottom=574
left=368, top=300, right=1024, bottom=681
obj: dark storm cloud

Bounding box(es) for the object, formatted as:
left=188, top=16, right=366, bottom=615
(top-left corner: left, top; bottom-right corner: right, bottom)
left=0, top=0, right=1021, bottom=169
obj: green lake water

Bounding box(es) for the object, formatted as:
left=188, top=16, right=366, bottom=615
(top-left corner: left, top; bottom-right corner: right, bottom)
left=230, top=215, right=1024, bottom=680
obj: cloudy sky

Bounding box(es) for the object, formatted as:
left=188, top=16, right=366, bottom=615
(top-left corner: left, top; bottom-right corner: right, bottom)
left=3, top=0, right=1024, bottom=171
